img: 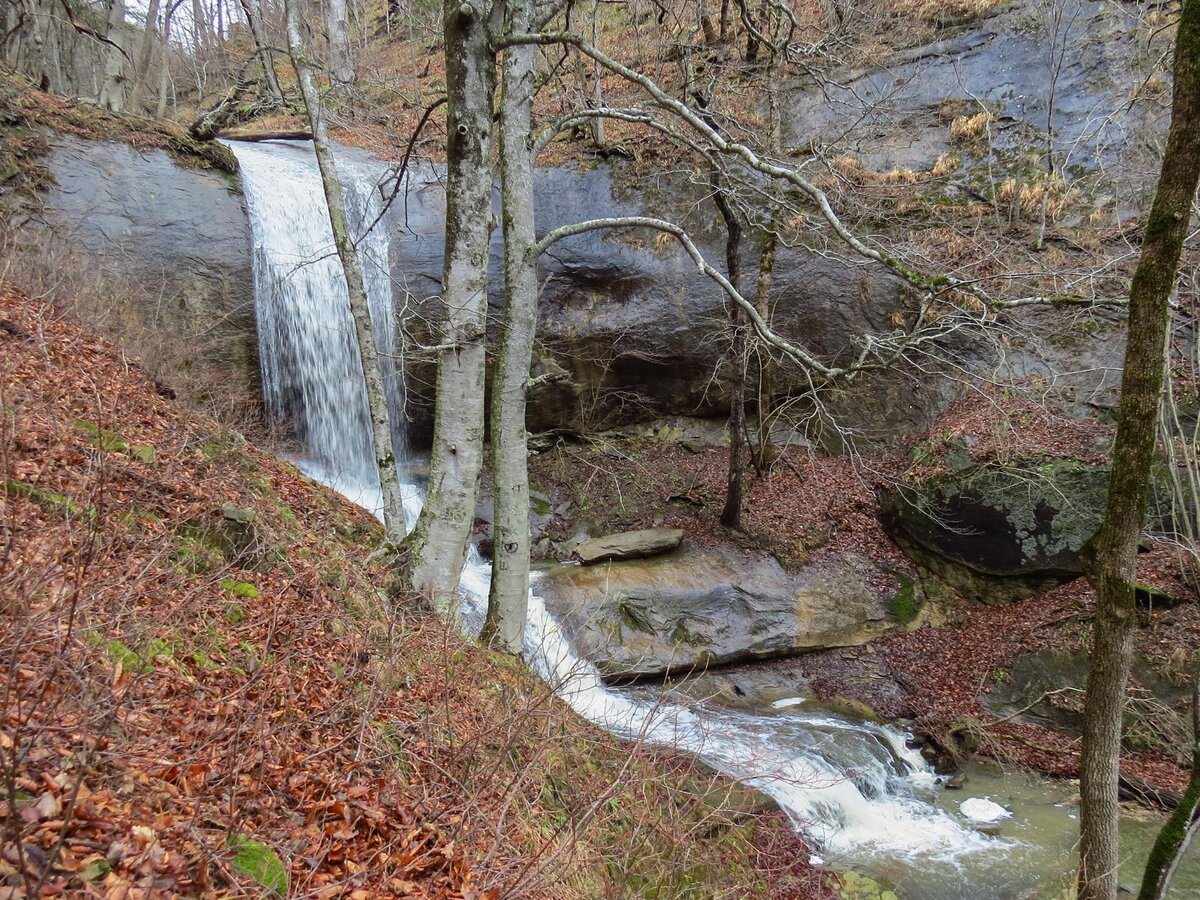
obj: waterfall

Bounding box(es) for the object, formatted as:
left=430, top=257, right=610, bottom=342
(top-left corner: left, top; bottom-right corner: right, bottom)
left=230, top=139, right=1032, bottom=895
left=232, top=140, right=407, bottom=516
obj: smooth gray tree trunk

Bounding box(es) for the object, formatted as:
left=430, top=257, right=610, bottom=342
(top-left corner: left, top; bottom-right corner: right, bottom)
left=402, top=0, right=495, bottom=610
left=2, top=3, right=20, bottom=70
left=482, top=0, right=536, bottom=653
left=97, top=0, right=127, bottom=112
left=326, top=0, right=353, bottom=86
left=284, top=0, right=408, bottom=546
left=191, top=0, right=207, bottom=52
left=24, top=0, right=48, bottom=89
left=126, top=0, right=162, bottom=112
left=156, top=1, right=176, bottom=118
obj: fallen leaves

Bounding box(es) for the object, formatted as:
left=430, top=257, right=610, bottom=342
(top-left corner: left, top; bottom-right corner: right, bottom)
left=1, top=281, right=820, bottom=899
left=0, top=283, right=496, bottom=897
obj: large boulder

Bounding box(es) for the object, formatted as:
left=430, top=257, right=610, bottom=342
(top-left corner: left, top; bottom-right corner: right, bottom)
left=881, top=458, right=1111, bottom=602
left=537, top=547, right=915, bottom=680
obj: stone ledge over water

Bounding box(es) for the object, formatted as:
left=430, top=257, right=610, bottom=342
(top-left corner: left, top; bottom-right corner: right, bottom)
left=574, top=527, right=685, bottom=565
left=540, top=546, right=913, bottom=680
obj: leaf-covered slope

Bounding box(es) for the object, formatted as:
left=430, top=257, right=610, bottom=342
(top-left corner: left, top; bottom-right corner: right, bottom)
left=0, top=283, right=823, bottom=898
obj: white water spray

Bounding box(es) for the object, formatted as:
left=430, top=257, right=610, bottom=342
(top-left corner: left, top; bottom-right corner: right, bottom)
left=230, top=139, right=1040, bottom=894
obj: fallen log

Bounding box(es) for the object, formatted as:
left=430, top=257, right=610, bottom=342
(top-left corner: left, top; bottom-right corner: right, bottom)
left=1120, top=771, right=1186, bottom=811
left=188, top=83, right=286, bottom=141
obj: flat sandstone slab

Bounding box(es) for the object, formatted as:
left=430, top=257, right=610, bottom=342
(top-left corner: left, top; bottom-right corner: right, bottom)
left=574, top=528, right=685, bottom=565
left=541, top=546, right=911, bottom=680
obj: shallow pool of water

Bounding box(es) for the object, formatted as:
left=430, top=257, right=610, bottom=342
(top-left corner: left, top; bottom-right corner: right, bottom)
left=856, top=762, right=1200, bottom=898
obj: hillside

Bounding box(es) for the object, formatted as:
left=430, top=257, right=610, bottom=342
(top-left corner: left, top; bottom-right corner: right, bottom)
left=0, top=282, right=821, bottom=898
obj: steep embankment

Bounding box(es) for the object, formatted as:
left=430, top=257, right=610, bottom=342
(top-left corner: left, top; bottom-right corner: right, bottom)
left=0, top=283, right=823, bottom=898
left=0, top=70, right=234, bottom=192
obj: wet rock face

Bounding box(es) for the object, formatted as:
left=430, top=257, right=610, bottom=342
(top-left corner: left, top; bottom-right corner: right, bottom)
left=998, top=305, right=1128, bottom=418
left=985, top=649, right=1194, bottom=764
left=784, top=0, right=1164, bottom=180
left=31, top=136, right=963, bottom=447
left=881, top=459, right=1111, bottom=602
left=393, top=163, right=961, bottom=447
left=31, top=136, right=259, bottom=410
left=538, top=546, right=912, bottom=680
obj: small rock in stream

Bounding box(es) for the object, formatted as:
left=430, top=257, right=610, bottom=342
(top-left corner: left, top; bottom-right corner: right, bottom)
left=960, top=796, right=1011, bottom=824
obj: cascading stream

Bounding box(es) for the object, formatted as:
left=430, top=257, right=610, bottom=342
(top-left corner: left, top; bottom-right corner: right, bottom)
left=229, top=139, right=1076, bottom=897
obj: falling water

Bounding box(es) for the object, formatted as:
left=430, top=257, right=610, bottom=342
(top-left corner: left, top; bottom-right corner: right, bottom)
left=232, top=140, right=406, bottom=514
left=230, top=139, right=1094, bottom=897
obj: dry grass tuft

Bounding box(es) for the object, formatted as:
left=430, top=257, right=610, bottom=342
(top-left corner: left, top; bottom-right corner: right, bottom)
left=930, top=152, right=962, bottom=178
left=950, top=110, right=991, bottom=144
left=889, top=0, right=1007, bottom=25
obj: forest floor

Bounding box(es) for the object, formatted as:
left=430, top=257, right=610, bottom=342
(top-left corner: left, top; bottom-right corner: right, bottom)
left=0, top=70, right=236, bottom=188
left=0, top=282, right=828, bottom=899
left=524, top=408, right=1200, bottom=804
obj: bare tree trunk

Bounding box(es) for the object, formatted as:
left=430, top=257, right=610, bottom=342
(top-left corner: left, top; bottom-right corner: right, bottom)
left=1138, top=679, right=1200, bottom=899
left=587, top=0, right=605, bottom=148
left=1078, top=3, right=1200, bottom=896
left=327, top=0, right=353, bottom=86
left=156, top=1, right=178, bottom=118
left=284, top=0, right=408, bottom=546
left=402, top=0, right=495, bottom=609
left=191, top=0, right=207, bottom=52
left=483, top=0, right=535, bottom=654
left=713, top=175, right=745, bottom=530
left=97, top=0, right=127, bottom=112
left=736, top=0, right=758, bottom=62
left=752, top=228, right=777, bottom=470
left=39, top=3, right=62, bottom=92
left=239, top=0, right=284, bottom=103
left=751, top=27, right=782, bottom=471
left=696, top=93, right=747, bottom=528
left=25, top=0, right=49, bottom=90
left=570, top=52, right=603, bottom=149
left=126, top=0, right=163, bottom=111
left=2, top=2, right=20, bottom=68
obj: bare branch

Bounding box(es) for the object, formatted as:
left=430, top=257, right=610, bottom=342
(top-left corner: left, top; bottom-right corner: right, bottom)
left=56, top=0, right=131, bottom=60
left=534, top=216, right=854, bottom=378
left=501, top=29, right=1126, bottom=311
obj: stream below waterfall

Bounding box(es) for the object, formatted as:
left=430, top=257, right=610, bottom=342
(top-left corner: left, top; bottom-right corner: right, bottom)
left=227, top=139, right=1200, bottom=898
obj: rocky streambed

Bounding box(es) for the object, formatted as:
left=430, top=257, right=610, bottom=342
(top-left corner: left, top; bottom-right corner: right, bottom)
left=497, top=505, right=1199, bottom=896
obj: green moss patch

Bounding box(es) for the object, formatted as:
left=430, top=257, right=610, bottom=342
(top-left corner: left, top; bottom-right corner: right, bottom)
left=227, top=835, right=288, bottom=896
left=74, top=419, right=155, bottom=462
left=891, top=575, right=921, bottom=625
left=5, top=479, right=91, bottom=519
